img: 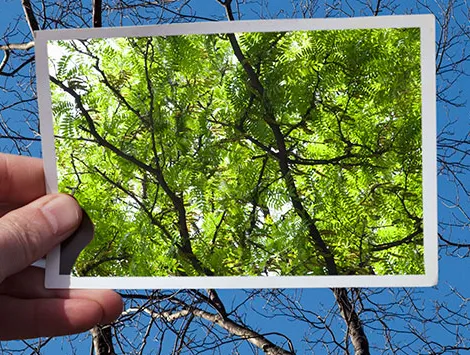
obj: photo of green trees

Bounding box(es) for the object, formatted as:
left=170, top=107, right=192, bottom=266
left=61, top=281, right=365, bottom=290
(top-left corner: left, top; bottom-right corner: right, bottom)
left=49, top=26, right=423, bottom=277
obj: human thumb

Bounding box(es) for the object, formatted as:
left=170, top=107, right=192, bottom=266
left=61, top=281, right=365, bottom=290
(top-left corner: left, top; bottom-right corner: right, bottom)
left=0, top=194, right=82, bottom=283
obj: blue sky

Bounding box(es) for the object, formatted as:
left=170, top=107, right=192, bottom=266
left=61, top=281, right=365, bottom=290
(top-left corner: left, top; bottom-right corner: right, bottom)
left=1, top=0, right=469, bottom=353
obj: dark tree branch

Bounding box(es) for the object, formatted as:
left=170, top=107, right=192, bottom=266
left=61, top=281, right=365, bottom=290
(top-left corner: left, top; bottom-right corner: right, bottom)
left=371, top=228, right=423, bottom=252
left=21, top=0, right=40, bottom=33
left=244, top=155, right=269, bottom=246
left=209, top=211, right=227, bottom=253
left=80, top=254, right=130, bottom=276
left=373, top=0, right=382, bottom=16
left=0, top=55, right=34, bottom=77
left=67, top=40, right=142, bottom=118
left=288, top=152, right=360, bottom=166
left=221, top=0, right=337, bottom=275
left=50, top=75, right=157, bottom=174
left=92, top=0, right=103, bottom=28
left=0, top=134, right=40, bottom=142
left=0, top=49, right=9, bottom=73
left=206, top=289, right=228, bottom=318
left=439, top=233, right=470, bottom=249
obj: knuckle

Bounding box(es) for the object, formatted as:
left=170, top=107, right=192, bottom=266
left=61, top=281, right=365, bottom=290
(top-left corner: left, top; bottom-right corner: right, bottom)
left=36, top=202, right=58, bottom=236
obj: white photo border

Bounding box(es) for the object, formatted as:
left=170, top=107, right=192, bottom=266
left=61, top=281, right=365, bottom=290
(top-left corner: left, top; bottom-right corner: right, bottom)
left=36, top=14, right=437, bottom=289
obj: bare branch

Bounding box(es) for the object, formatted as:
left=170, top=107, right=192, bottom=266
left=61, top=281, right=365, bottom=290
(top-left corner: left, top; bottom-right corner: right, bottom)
left=21, top=0, right=40, bottom=34
left=93, top=0, right=103, bottom=28
left=0, top=42, right=35, bottom=51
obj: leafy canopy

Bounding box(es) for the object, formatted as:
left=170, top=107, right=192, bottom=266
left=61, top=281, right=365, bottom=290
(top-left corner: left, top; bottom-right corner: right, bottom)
left=50, top=26, right=423, bottom=277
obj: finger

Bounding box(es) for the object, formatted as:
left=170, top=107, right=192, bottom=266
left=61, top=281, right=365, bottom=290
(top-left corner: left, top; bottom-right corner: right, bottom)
left=0, top=267, right=123, bottom=325
left=0, top=153, right=45, bottom=205
left=0, top=295, right=122, bottom=340
left=0, top=267, right=123, bottom=340
left=0, top=194, right=82, bottom=282
left=0, top=267, right=50, bottom=297
left=0, top=203, right=17, bottom=217
left=1, top=267, right=121, bottom=306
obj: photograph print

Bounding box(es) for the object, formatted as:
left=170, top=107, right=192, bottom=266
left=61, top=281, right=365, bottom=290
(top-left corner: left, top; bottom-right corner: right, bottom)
left=38, top=17, right=436, bottom=288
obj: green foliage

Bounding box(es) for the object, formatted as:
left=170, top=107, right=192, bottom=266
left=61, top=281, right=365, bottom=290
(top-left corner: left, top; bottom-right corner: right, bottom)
left=50, top=26, right=423, bottom=277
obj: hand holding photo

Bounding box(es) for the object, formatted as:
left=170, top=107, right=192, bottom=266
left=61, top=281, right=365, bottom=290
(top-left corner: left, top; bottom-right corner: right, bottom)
left=36, top=15, right=437, bottom=288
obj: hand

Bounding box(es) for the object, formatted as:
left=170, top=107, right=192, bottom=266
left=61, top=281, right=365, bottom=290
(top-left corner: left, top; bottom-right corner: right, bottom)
left=0, top=153, right=123, bottom=340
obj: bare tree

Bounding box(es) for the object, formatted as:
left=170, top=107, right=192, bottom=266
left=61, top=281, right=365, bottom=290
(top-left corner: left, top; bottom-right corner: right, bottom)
left=0, top=1, right=469, bottom=354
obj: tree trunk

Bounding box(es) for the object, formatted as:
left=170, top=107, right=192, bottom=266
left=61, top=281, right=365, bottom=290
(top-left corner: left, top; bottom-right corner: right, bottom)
left=332, top=288, right=370, bottom=355
left=91, top=325, right=116, bottom=355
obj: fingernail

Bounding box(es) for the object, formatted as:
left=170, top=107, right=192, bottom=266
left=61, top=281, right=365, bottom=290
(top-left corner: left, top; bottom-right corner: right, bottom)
left=40, top=195, right=81, bottom=237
